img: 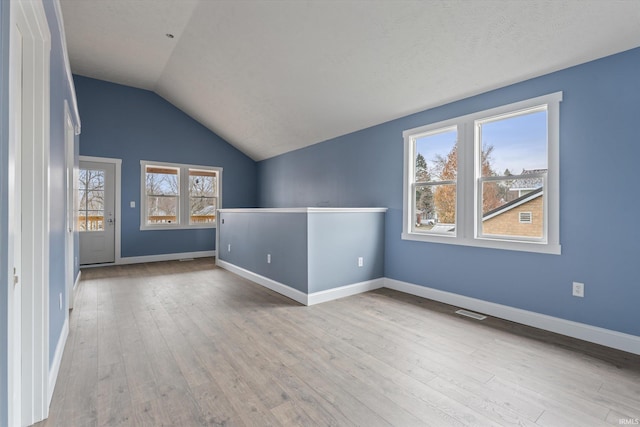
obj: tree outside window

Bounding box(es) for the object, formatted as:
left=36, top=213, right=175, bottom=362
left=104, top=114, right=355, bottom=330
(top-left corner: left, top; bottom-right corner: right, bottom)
left=140, top=161, right=222, bottom=230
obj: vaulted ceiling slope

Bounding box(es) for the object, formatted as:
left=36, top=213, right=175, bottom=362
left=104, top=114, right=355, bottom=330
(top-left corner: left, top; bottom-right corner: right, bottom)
left=60, top=0, right=640, bottom=161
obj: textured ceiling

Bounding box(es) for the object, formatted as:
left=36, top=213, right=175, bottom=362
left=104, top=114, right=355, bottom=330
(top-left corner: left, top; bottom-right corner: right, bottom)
left=60, top=0, right=640, bottom=161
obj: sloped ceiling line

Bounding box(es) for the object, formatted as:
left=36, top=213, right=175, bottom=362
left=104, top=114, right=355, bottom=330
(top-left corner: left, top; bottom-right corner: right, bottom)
left=61, top=0, right=640, bottom=161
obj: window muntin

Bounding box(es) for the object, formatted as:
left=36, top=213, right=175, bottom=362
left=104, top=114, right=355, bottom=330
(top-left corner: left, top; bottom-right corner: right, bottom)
left=412, top=127, right=457, bottom=235
left=78, top=168, right=105, bottom=231
left=140, top=161, right=222, bottom=230
left=402, top=92, right=561, bottom=254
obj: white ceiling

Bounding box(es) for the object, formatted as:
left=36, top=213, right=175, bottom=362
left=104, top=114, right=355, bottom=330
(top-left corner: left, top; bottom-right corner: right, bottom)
left=60, top=0, right=640, bottom=161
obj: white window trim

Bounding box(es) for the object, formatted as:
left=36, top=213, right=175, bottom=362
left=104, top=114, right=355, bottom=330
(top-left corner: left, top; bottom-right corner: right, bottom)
left=140, top=160, right=222, bottom=231
left=402, top=92, right=562, bottom=255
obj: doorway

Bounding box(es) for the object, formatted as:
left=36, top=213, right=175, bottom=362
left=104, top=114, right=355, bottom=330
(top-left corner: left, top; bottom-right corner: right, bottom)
left=8, top=0, right=51, bottom=424
left=78, top=160, right=116, bottom=265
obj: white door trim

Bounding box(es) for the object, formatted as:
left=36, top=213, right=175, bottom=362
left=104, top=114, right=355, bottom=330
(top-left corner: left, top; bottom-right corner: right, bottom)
left=64, top=101, right=75, bottom=310
left=7, top=6, right=24, bottom=425
left=79, top=155, right=122, bottom=264
left=9, top=0, right=51, bottom=425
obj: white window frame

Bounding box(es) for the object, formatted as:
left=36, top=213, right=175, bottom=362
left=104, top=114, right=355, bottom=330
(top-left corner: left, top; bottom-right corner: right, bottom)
left=402, top=92, right=562, bottom=254
left=140, top=160, right=222, bottom=231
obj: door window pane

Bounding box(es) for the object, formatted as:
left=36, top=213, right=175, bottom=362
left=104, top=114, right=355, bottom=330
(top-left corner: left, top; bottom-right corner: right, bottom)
left=78, top=169, right=105, bottom=231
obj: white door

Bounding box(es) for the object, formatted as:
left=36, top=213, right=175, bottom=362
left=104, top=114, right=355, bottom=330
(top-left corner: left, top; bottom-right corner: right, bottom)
left=78, top=161, right=116, bottom=265
left=8, top=8, right=24, bottom=424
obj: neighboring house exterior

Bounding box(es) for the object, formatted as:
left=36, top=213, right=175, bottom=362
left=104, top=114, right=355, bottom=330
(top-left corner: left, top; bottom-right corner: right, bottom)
left=483, top=187, right=543, bottom=238
left=507, top=168, right=546, bottom=201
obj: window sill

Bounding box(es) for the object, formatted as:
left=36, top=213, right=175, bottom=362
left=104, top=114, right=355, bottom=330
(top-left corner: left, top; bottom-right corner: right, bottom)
left=401, top=232, right=561, bottom=255
left=140, top=224, right=217, bottom=231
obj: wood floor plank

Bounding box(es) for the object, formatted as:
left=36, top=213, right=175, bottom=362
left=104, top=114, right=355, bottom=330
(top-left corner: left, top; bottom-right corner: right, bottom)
left=96, top=362, right=132, bottom=426
left=427, top=376, right=539, bottom=427
left=37, top=258, right=640, bottom=427
left=190, top=379, right=246, bottom=427
left=486, top=375, right=610, bottom=421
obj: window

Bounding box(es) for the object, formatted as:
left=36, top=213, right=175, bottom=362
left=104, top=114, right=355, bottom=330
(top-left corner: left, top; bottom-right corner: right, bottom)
left=189, top=169, right=218, bottom=225
left=412, top=127, right=458, bottom=235
left=403, top=92, right=561, bottom=254
left=141, top=160, right=221, bottom=230
left=78, top=168, right=105, bottom=231
left=145, top=165, right=179, bottom=225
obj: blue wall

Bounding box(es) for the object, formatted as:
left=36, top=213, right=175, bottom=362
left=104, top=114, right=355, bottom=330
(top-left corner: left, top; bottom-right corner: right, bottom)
left=218, top=210, right=385, bottom=294
left=259, top=47, right=640, bottom=337
left=307, top=212, right=385, bottom=293
left=75, top=76, right=258, bottom=258
left=44, top=0, right=78, bottom=366
left=218, top=212, right=309, bottom=292
left=0, top=1, right=10, bottom=424
left=0, top=0, right=76, bottom=421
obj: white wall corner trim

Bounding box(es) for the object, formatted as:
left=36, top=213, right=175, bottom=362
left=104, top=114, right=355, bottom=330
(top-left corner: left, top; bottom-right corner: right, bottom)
left=216, top=259, right=308, bottom=305
left=116, top=250, right=217, bottom=266
left=48, top=316, right=69, bottom=405
left=307, top=279, right=385, bottom=306
left=52, top=0, right=80, bottom=133
left=384, top=278, right=640, bottom=355
left=73, top=270, right=81, bottom=290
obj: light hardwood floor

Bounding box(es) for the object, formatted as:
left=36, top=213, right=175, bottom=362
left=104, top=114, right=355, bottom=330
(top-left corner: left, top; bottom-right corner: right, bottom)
left=37, top=258, right=640, bottom=426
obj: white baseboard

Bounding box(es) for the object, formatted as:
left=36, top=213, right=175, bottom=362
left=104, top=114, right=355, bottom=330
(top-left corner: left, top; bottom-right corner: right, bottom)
left=384, top=278, right=640, bottom=355
left=308, top=279, right=385, bottom=305
left=216, top=260, right=386, bottom=306
left=73, top=270, right=81, bottom=290
left=48, top=316, right=69, bottom=405
left=213, top=260, right=640, bottom=355
left=116, top=250, right=216, bottom=265
left=216, top=259, right=308, bottom=305
left=70, top=270, right=82, bottom=310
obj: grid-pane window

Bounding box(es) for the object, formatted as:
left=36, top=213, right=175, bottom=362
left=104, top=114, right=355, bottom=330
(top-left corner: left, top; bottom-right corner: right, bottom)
left=145, top=166, right=179, bottom=225
left=189, top=169, right=217, bottom=224
left=78, top=168, right=105, bottom=231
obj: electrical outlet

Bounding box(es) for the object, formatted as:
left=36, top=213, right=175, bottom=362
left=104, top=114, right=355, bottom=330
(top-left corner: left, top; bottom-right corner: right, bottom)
left=267, top=253, right=271, bottom=264
left=572, top=282, right=584, bottom=297
left=358, top=257, right=364, bottom=267
left=130, top=201, right=135, bottom=208
left=228, top=244, right=231, bottom=252
left=59, top=293, right=63, bottom=310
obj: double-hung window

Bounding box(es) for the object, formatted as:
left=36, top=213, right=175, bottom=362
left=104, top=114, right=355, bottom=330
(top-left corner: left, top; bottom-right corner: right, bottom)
left=403, top=92, right=562, bottom=254
left=141, top=160, right=222, bottom=230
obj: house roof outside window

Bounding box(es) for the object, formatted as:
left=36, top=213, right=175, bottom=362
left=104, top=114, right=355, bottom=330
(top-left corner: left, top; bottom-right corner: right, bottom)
left=508, top=169, right=547, bottom=191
